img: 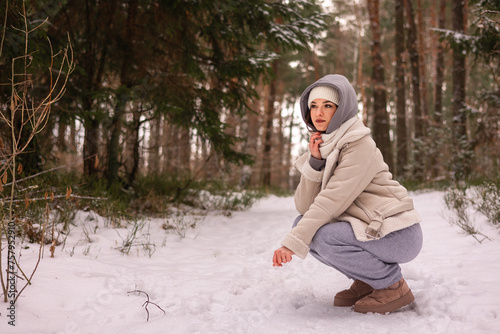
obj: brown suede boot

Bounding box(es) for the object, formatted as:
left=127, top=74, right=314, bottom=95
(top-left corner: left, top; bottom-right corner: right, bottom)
left=354, top=278, right=414, bottom=314
left=334, top=280, right=374, bottom=307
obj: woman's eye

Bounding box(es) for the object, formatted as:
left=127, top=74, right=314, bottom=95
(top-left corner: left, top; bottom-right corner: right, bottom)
left=325, top=104, right=333, bottom=108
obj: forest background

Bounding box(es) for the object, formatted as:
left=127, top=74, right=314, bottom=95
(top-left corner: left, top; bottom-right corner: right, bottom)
left=0, top=0, right=498, bottom=307
left=0, top=0, right=499, bottom=230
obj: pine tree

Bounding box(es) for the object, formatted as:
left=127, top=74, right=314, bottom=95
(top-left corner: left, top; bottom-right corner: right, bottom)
left=44, top=0, right=326, bottom=186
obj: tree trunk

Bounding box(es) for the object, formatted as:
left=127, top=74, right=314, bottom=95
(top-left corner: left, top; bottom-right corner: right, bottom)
left=107, top=93, right=125, bottom=187
left=261, top=89, right=274, bottom=187
left=284, top=100, right=296, bottom=190
left=261, top=61, right=278, bottom=187
left=57, top=116, right=67, bottom=154
left=83, top=116, right=100, bottom=176
left=404, top=0, right=424, bottom=180
left=69, top=120, right=77, bottom=153
left=125, top=103, right=142, bottom=187
left=244, top=86, right=262, bottom=187
left=416, top=0, right=428, bottom=113
left=148, top=116, right=161, bottom=174
left=395, top=0, right=407, bottom=178
left=275, top=94, right=285, bottom=188
left=367, top=0, right=393, bottom=172
left=107, top=0, right=138, bottom=188
left=434, top=0, right=446, bottom=123
left=178, top=125, right=191, bottom=176
left=162, top=120, right=179, bottom=174
left=451, top=0, right=469, bottom=181
left=312, top=44, right=320, bottom=81
left=79, top=0, right=118, bottom=177
left=224, top=107, right=240, bottom=185
left=427, top=0, right=447, bottom=180
left=354, top=2, right=367, bottom=124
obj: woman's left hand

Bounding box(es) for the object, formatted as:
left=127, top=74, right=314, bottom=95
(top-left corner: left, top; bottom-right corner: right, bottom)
left=273, top=246, right=295, bottom=267
left=309, top=132, right=323, bottom=160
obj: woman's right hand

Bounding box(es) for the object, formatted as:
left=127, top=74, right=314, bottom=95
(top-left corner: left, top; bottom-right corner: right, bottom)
left=273, top=246, right=295, bottom=267
left=309, top=132, right=323, bottom=160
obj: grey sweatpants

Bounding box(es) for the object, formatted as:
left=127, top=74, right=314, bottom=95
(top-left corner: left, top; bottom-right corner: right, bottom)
left=292, top=216, right=423, bottom=289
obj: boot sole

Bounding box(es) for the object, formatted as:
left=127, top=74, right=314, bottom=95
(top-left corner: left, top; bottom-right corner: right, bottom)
left=354, top=290, right=415, bottom=314
left=334, top=291, right=374, bottom=307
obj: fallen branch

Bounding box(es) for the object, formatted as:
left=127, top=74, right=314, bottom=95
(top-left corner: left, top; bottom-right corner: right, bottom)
left=127, top=289, right=166, bottom=321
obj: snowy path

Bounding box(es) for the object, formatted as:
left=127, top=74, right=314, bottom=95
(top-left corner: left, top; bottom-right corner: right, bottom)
left=2, top=191, right=500, bottom=333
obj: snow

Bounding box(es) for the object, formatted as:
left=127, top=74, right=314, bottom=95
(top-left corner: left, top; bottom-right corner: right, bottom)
left=2, top=191, right=500, bottom=333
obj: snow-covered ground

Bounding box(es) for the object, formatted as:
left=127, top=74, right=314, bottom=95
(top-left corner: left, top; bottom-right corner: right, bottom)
left=1, top=191, right=499, bottom=334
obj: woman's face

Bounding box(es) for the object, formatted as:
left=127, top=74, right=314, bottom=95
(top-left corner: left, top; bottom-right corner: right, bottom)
left=310, top=98, right=337, bottom=132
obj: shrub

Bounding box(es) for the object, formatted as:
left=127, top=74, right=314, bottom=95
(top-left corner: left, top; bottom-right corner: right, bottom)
left=443, top=180, right=499, bottom=243
left=473, top=181, right=500, bottom=226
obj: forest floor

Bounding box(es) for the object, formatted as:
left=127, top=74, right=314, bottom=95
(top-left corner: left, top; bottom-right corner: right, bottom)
left=1, top=191, right=499, bottom=334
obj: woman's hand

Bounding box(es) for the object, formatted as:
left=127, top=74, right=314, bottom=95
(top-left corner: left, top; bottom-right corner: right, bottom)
left=309, top=132, right=323, bottom=160
left=273, top=246, right=295, bottom=267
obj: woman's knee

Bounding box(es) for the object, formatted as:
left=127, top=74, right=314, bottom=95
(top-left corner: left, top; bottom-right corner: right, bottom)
left=311, top=222, right=355, bottom=247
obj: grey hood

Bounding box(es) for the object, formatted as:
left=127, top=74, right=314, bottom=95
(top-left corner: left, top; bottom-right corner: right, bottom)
left=300, top=74, right=358, bottom=134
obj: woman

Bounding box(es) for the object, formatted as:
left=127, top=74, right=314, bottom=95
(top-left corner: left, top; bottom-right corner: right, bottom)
left=272, top=74, right=422, bottom=314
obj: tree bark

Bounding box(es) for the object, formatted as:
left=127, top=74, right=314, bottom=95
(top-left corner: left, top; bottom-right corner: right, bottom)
left=107, top=92, right=126, bottom=187
left=395, top=0, right=407, bottom=178
left=245, top=85, right=262, bottom=187
left=354, top=2, right=367, bottom=124
left=178, top=125, right=191, bottom=176
left=261, top=60, right=278, bottom=187
left=125, top=103, right=142, bottom=187
left=434, top=0, right=446, bottom=123
left=162, top=120, right=174, bottom=174
left=83, top=116, right=100, bottom=176
left=416, top=0, right=428, bottom=113
left=78, top=0, right=117, bottom=177
left=148, top=116, right=161, bottom=174
left=284, top=101, right=296, bottom=190
left=451, top=0, right=469, bottom=180
left=276, top=94, right=285, bottom=188
left=107, top=0, right=138, bottom=188
left=367, top=0, right=393, bottom=172
left=452, top=0, right=467, bottom=134
left=404, top=0, right=424, bottom=180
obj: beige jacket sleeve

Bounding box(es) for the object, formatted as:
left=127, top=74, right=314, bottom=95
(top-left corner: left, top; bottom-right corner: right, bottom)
left=294, top=165, right=323, bottom=215
left=282, top=137, right=381, bottom=259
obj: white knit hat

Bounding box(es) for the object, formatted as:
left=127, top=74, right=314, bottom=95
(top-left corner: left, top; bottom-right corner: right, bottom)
left=307, top=86, right=340, bottom=108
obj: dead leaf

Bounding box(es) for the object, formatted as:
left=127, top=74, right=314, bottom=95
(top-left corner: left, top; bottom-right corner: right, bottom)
left=50, top=240, right=56, bottom=258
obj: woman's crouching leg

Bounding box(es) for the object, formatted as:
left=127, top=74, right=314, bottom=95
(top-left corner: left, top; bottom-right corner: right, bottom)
left=309, top=222, right=406, bottom=290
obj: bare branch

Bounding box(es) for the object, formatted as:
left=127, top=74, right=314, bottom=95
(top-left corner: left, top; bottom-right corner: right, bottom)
left=127, top=290, right=166, bottom=321
left=0, top=0, right=8, bottom=58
